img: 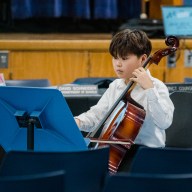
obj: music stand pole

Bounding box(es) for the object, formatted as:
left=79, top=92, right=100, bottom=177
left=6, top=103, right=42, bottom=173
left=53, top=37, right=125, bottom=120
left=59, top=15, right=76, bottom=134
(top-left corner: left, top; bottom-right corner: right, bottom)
left=27, top=119, right=35, bottom=150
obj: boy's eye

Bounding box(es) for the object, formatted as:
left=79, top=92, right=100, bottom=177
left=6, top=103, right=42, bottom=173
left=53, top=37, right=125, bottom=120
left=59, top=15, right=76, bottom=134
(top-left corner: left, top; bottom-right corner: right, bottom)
left=122, top=57, right=128, bottom=60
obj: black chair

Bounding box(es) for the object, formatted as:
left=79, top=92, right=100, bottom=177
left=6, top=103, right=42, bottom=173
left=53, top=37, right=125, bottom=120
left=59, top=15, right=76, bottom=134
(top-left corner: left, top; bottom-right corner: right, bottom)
left=0, top=170, right=65, bottom=192
left=5, top=79, right=51, bottom=87
left=72, top=77, right=116, bottom=89
left=102, top=172, right=192, bottom=192
left=166, top=91, right=192, bottom=147
left=65, top=95, right=101, bottom=116
left=129, top=147, right=192, bottom=174
left=0, top=147, right=109, bottom=192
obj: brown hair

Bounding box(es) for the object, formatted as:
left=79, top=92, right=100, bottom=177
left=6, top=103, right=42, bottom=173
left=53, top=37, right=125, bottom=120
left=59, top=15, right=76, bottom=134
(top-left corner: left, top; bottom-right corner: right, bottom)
left=109, top=29, right=152, bottom=59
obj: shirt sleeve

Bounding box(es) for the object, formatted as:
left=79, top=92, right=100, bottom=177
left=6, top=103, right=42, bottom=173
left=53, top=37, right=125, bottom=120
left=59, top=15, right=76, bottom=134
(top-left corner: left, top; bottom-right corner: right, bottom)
left=75, top=86, right=111, bottom=132
left=145, top=80, right=174, bottom=130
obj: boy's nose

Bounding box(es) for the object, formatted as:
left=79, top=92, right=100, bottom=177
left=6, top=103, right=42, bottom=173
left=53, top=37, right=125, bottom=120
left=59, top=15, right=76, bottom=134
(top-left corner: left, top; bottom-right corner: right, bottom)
left=116, top=60, right=122, bottom=67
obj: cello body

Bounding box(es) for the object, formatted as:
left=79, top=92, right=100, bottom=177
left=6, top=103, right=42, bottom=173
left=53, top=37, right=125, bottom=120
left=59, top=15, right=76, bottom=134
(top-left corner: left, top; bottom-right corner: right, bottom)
left=97, top=93, right=146, bottom=173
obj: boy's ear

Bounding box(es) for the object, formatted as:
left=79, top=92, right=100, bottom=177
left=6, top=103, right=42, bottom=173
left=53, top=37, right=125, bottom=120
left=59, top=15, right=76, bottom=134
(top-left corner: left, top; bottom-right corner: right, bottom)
left=142, top=54, right=148, bottom=61
left=140, top=54, right=148, bottom=65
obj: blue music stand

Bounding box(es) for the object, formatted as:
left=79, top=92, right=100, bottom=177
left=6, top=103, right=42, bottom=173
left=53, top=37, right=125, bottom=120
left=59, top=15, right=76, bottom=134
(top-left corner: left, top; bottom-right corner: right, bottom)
left=0, top=86, right=87, bottom=152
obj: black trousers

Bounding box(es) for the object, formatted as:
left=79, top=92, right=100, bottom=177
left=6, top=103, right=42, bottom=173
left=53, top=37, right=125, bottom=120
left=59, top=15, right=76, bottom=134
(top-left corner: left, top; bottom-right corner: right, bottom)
left=118, top=144, right=146, bottom=172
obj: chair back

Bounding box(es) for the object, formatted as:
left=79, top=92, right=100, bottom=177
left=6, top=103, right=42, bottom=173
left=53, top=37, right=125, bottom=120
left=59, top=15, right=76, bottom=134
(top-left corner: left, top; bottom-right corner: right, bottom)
left=0, top=147, right=109, bottom=192
left=102, top=172, right=192, bottom=192
left=166, top=92, right=192, bottom=147
left=0, top=170, right=65, bottom=192
left=129, top=147, right=192, bottom=174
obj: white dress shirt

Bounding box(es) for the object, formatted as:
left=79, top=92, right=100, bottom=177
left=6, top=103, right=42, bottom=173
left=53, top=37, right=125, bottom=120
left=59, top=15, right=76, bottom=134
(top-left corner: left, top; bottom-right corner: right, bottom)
left=76, top=71, right=174, bottom=147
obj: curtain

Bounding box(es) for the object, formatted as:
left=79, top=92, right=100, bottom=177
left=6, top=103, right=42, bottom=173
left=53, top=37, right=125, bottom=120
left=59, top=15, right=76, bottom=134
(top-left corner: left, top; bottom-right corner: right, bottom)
left=11, top=0, right=141, bottom=19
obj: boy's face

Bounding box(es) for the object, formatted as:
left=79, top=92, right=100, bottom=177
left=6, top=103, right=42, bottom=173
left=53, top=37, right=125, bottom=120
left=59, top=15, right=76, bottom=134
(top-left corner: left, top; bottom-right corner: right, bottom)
left=112, top=54, right=146, bottom=83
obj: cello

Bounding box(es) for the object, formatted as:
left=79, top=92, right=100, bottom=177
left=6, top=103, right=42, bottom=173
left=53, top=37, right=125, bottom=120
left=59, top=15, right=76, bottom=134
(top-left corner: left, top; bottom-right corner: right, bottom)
left=87, top=36, right=180, bottom=174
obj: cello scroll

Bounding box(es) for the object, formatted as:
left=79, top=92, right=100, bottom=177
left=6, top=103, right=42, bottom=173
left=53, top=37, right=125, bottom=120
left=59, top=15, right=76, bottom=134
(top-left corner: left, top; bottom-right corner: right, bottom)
left=149, top=35, right=179, bottom=65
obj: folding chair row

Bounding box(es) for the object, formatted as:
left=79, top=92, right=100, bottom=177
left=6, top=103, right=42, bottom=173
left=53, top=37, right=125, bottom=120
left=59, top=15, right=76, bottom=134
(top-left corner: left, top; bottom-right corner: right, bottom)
left=0, top=170, right=65, bottom=192
left=102, top=146, right=192, bottom=192
left=102, top=172, right=192, bottom=192
left=0, top=146, right=109, bottom=192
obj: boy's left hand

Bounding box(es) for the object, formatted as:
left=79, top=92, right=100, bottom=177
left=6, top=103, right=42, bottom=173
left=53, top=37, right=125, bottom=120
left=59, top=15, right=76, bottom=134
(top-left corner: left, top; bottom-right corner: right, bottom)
left=130, top=67, right=154, bottom=89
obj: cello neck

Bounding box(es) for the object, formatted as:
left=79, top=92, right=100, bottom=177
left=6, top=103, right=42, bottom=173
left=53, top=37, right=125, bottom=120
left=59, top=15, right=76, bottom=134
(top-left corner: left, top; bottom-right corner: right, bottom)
left=87, top=55, right=153, bottom=139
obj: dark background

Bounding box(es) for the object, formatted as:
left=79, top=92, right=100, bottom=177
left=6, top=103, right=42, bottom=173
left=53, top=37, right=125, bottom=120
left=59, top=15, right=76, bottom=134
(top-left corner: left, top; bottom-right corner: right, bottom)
left=0, top=0, right=142, bottom=34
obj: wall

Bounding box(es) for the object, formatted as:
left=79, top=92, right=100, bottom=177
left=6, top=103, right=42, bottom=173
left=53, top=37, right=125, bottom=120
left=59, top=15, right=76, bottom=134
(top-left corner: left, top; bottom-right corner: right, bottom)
left=0, top=34, right=191, bottom=85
